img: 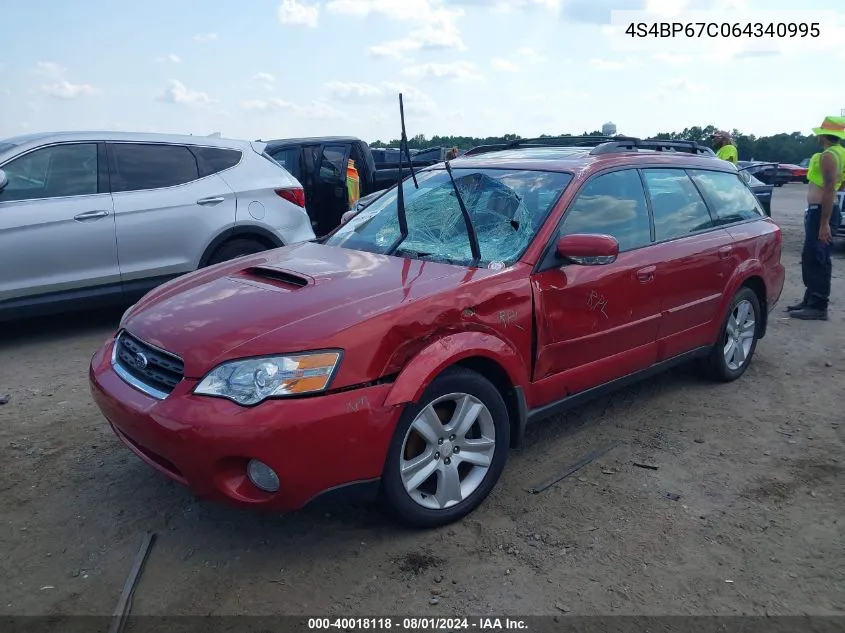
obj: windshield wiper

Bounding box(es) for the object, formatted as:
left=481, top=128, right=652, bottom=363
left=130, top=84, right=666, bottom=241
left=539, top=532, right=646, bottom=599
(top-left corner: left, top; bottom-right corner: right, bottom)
left=386, top=93, right=419, bottom=255
left=443, top=161, right=481, bottom=265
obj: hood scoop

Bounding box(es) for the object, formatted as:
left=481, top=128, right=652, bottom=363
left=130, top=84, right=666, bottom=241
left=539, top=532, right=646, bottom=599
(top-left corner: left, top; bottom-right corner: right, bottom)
left=239, top=266, right=310, bottom=289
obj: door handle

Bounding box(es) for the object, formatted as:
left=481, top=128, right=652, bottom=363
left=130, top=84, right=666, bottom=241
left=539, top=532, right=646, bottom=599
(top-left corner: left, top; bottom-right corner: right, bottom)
left=74, top=210, right=110, bottom=221
left=197, top=196, right=225, bottom=206
left=719, top=245, right=732, bottom=259
left=636, top=266, right=656, bottom=283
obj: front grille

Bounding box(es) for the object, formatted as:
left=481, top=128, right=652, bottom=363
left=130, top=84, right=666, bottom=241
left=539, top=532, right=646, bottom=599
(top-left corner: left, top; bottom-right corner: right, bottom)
left=112, top=330, right=184, bottom=399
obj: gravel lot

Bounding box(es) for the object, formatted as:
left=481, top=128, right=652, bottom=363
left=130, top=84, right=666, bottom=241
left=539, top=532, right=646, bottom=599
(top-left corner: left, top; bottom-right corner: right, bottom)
left=1, top=184, right=843, bottom=617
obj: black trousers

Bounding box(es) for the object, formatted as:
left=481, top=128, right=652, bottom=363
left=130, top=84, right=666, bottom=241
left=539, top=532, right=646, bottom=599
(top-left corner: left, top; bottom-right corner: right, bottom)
left=802, top=203, right=841, bottom=310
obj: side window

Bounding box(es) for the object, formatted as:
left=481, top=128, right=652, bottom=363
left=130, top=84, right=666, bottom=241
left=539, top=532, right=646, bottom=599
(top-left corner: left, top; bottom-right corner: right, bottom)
left=110, top=143, right=199, bottom=193
left=688, top=169, right=764, bottom=224
left=559, top=169, right=651, bottom=252
left=642, top=169, right=714, bottom=241
left=269, top=148, right=302, bottom=180
left=0, top=143, right=97, bottom=202
left=319, top=145, right=347, bottom=182
left=190, top=146, right=242, bottom=178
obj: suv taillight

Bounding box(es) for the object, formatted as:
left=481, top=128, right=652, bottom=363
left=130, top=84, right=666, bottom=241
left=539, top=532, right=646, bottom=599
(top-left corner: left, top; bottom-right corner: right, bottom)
left=275, top=187, right=305, bottom=208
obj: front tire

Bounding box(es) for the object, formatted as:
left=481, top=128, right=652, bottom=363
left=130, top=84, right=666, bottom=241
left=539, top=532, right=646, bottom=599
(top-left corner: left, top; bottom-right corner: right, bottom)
left=381, top=367, right=510, bottom=528
left=701, top=286, right=761, bottom=382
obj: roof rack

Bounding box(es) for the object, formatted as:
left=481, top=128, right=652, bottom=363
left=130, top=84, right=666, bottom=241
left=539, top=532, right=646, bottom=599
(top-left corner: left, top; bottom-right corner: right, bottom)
left=463, top=136, right=717, bottom=158
left=590, top=138, right=715, bottom=156
left=462, top=143, right=507, bottom=156
left=505, top=135, right=639, bottom=149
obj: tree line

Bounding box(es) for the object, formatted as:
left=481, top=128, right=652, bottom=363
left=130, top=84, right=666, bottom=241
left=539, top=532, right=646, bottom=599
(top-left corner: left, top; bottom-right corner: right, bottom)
left=370, top=125, right=830, bottom=165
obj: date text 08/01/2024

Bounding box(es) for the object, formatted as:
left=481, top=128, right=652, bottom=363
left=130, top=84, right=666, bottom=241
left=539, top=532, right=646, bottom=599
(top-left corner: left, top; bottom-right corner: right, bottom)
left=625, top=21, right=820, bottom=38
left=307, top=617, right=529, bottom=631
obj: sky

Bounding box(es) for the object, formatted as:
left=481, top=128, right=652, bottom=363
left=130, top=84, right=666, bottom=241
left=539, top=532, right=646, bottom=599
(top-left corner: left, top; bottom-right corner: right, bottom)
left=1, top=0, right=844, bottom=143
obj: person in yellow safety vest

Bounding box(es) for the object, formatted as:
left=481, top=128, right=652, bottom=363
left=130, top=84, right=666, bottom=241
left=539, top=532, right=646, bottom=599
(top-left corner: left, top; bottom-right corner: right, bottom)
left=346, top=158, right=360, bottom=210
left=711, top=130, right=738, bottom=163
left=786, top=116, right=845, bottom=321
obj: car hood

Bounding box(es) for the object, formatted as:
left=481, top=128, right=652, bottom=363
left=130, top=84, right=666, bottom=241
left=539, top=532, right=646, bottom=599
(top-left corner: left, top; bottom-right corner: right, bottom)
left=122, top=242, right=476, bottom=377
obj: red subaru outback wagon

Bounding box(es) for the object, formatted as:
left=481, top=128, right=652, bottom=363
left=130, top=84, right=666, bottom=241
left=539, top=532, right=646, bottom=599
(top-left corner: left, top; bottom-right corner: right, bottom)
left=89, top=137, right=785, bottom=528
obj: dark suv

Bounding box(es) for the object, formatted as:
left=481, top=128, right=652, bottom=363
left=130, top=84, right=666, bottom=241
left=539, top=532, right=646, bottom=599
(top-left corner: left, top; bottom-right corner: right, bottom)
left=90, top=136, right=785, bottom=528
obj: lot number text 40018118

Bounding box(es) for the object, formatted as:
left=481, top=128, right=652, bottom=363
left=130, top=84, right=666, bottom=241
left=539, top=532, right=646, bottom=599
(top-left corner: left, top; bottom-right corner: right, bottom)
left=307, top=617, right=529, bottom=631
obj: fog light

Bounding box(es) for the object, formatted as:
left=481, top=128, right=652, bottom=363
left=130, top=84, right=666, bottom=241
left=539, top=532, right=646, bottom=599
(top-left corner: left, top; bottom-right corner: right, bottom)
left=247, top=459, right=279, bottom=493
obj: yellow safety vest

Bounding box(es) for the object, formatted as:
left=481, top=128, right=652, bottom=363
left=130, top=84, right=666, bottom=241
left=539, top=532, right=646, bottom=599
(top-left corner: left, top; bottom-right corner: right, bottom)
left=716, top=144, right=738, bottom=163
left=346, top=159, right=360, bottom=208
left=807, top=144, right=845, bottom=190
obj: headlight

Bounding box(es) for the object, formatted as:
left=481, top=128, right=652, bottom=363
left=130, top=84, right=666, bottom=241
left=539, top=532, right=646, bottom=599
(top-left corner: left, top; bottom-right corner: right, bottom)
left=194, top=351, right=342, bottom=405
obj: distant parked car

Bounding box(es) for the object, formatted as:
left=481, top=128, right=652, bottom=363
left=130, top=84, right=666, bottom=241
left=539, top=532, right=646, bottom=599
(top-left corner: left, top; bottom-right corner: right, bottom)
left=779, top=162, right=809, bottom=183
left=0, top=131, right=315, bottom=322
left=737, top=161, right=792, bottom=187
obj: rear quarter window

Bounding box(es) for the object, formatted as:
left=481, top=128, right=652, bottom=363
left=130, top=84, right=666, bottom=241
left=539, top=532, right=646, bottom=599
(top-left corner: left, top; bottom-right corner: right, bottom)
left=189, top=146, right=242, bottom=178
left=688, top=169, right=765, bottom=224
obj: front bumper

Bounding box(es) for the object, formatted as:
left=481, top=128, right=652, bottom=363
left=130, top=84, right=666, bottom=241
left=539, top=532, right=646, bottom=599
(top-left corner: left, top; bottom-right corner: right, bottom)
left=89, top=336, right=400, bottom=511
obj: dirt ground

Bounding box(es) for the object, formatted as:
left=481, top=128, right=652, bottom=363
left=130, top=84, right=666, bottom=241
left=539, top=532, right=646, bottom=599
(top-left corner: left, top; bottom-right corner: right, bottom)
left=1, top=184, right=843, bottom=618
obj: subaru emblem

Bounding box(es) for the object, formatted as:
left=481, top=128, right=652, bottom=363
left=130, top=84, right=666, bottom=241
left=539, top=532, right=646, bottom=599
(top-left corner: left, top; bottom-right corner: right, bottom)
left=133, top=351, right=148, bottom=370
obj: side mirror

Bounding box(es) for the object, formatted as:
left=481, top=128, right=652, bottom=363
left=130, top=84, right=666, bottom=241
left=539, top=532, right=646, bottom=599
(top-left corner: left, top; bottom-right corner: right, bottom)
left=556, top=233, right=619, bottom=265
left=0, top=169, right=7, bottom=193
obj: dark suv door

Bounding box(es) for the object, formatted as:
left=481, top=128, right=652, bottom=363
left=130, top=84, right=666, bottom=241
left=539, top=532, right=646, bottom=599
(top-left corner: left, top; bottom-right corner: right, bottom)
left=309, top=143, right=351, bottom=236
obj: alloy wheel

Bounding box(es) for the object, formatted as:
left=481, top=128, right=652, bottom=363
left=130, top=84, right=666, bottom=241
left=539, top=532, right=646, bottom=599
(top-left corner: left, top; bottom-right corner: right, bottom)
left=723, top=298, right=756, bottom=371
left=399, top=392, right=496, bottom=510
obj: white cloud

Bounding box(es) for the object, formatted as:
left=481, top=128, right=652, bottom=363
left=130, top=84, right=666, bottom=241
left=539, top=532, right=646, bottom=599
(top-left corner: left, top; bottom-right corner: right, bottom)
left=253, top=72, right=276, bottom=90
left=492, top=58, right=519, bottom=72
left=192, top=33, right=218, bottom=42
left=325, top=81, right=383, bottom=99
left=517, top=47, right=545, bottom=64
left=34, top=62, right=99, bottom=99
left=35, top=61, right=64, bottom=77
left=41, top=80, right=99, bottom=99
left=158, top=79, right=214, bottom=105
left=278, top=0, right=319, bottom=27
left=322, top=80, right=438, bottom=117
left=155, top=53, right=181, bottom=63
left=403, top=61, right=484, bottom=82
left=242, top=97, right=346, bottom=120
left=327, top=0, right=466, bottom=58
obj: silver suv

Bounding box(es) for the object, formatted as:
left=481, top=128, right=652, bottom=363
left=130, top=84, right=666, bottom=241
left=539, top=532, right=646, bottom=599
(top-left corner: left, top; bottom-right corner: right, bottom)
left=0, top=131, right=316, bottom=321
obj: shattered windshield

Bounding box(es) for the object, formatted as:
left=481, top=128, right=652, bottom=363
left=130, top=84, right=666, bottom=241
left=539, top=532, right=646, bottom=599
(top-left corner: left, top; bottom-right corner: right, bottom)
left=326, top=167, right=573, bottom=267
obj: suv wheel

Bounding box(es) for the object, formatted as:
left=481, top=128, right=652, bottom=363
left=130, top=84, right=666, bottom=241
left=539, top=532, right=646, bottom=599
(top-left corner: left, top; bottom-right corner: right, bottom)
left=206, top=238, right=268, bottom=266
left=381, top=367, right=510, bottom=528
left=702, top=286, right=761, bottom=382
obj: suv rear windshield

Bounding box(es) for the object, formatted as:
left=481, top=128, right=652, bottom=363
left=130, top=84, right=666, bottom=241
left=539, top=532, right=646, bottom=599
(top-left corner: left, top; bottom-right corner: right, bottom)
left=326, top=167, right=572, bottom=266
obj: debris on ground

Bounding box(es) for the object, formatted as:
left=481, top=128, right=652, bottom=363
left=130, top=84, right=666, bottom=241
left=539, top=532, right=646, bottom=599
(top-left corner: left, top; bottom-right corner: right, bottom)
left=633, top=462, right=659, bottom=470
left=0, top=394, right=9, bottom=405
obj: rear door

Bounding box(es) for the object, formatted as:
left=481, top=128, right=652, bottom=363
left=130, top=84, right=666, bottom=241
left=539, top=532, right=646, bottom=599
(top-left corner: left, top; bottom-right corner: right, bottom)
left=309, top=143, right=351, bottom=236
left=0, top=141, right=119, bottom=305
left=640, top=168, right=735, bottom=359
left=531, top=168, right=662, bottom=396
left=106, top=142, right=238, bottom=288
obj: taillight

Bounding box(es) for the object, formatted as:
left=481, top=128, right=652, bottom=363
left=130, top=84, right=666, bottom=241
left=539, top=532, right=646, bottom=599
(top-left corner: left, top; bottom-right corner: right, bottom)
left=275, top=187, right=305, bottom=208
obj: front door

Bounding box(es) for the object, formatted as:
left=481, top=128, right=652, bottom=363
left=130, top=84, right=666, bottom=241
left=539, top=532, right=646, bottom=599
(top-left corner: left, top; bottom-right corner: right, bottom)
left=0, top=142, right=120, bottom=306
left=639, top=167, right=735, bottom=359
left=531, top=167, right=662, bottom=399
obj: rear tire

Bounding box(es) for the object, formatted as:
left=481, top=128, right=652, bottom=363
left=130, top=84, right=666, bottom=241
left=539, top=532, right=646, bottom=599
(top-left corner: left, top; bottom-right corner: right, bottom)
left=380, top=367, right=510, bottom=529
left=701, top=286, right=761, bottom=382
left=205, top=238, right=269, bottom=266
